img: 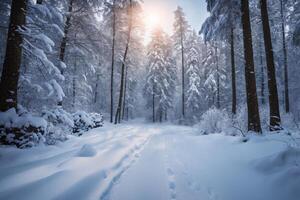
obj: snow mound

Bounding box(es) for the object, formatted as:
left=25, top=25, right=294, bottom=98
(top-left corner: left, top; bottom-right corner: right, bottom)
left=255, top=146, right=300, bottom=199
left=77, top=144, right=97, bottom=157
left=255, top=146, right=300, bottom=173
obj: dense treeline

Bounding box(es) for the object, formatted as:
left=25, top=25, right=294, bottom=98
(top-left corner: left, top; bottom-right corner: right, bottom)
left=0, top=0, right=300, bottom=147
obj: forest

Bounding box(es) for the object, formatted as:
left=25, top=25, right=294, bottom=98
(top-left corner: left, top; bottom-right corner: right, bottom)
left=0, top=0, right=300, bottom=200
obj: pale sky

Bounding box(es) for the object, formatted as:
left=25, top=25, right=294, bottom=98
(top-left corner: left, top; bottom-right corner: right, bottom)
left=142, top=0, right=209, bottom=34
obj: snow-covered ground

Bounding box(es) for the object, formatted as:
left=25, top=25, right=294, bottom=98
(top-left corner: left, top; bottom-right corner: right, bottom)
left=0, top=122, right=299, bottom=200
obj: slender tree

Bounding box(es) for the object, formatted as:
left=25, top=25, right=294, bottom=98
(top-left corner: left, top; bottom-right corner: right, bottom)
left=280, top=0, right=289, bottom=113
left=214, top=44, right=220, bottom=109
left=173, top=7, right=189, bottom=119
left=260, top=0, right=281, bottom=131
left=230, top=27, right=237, bottom=114
left=110, top=0, right=116, bottom=123
left=0, top=0, right=28, bottom=111
left=115, top=0, right=133, bottom=124
left=241, top=0, right=262, bottom=133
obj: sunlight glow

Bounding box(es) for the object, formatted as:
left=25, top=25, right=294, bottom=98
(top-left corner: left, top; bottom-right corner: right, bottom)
left=145, top=14, right=160, bottom=31
left=143, top=10, right=166, bottom=45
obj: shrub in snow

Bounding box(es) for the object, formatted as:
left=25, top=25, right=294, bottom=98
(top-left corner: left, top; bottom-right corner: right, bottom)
left=41, top=108, right=74, bottom=145
left=232, top=105, right=247, bottom=134
left=0, top=108, right=47, bottom=148
left=0, top=107, right=104, bottom=148
left=198, top=107, right=232, bottom=134
left=42, top=108, right=74, bottom=131
left=90, top=113, right=104, bottom=128
left=73, top=111, right=103, bottom=136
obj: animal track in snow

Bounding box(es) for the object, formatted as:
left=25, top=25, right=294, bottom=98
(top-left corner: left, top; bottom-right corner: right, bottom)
left=167, top=167, right=177, bottom=200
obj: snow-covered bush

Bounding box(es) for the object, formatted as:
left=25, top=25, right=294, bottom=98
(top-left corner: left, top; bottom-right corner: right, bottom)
left=0, top=107, right=104, bottom=148
left=41, top=108, right=74, bottom=145
left=73, top=111, right=103, bottom=136
left=198, top=107, right=232, bottom=134
left=42, top=108, right=74, bottom=132
left=0, top=108, right=47, bottom=148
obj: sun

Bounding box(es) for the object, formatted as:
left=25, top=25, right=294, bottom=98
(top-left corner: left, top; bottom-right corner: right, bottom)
left=145, top=14, right=160, bottom=30
left=143, top=13, right=163, bottom=45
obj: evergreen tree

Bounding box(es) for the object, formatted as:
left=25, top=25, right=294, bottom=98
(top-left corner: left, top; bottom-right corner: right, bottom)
left=173, top=6, right=189, bottom=119
left=144, top=28, right=177, bottom=122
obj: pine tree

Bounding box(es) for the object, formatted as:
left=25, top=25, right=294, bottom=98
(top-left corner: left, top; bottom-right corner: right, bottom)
left=185, top=31, right=203, bottom=119
left=144, top=28, right=176, bottom=122
left=173, top=7, right=189, bottom=120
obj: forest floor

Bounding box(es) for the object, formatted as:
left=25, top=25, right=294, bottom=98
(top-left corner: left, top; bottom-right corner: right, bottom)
left=0, top=121, right=299, bottom=200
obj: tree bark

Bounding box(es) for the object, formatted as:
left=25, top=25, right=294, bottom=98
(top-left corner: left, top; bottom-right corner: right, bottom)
left=241, top=0, right=262, bottom=133
left=57, top=0, right=74, bottom=106
left=122, top=64, right=128, bottom=120
left=115, top=0, right=133, bottom=124
left=152, top=84, right=155, bottom=123
left=259, top=38, right=265, bottom=105
left=215, top=44, right=220, bottom=109
left=94, top=73, right=100, bottom=104
left=0, top=0, right=28, bottom=112
left=280, top=0, right=289, bottom=113
left=72, top=57, right=77, bottom=108
left=260, top=0, right=281, bottom=131
left=230, top=27, right=237, bottom=114
left=180, top=22, right=185, bottom=119
left=110, top=0, right=116, bottom=123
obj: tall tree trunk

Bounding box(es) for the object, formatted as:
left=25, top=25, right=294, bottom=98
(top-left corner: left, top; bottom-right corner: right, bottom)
left=110, top=0, right=116, bottom=123
left=280, top=0, right=289, bottom=113
left=115, top=0, right=133, bottom=124
left=72, top=57, right=77, bottom=108
left=259, top=38, right=265, bottom=105
left=152, top=84, right=155, bottom=123
left=230, top=27, right=237, bottom=114
left=122, top=65, right=128, bottom=120
left=94, top=73, right=100, bottom=104
left=57, top=0, right=74, bottom=106
left=180, top=25, right=185, bottom=119
left=159, top=110, right=162, bottom=123
left=260, top=0, right=281, bottom=131
left=0, top=0, right=28, bottom=112
left=165, top=111, right=167, bottom=121
left=215, top=44, right=220, bottom=109
left=241, top=0, right=262, bottom=133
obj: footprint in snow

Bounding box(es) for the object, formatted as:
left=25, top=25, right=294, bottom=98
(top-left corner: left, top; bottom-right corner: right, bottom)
left=207, top=187, right=219, bottom=200
left=167, top=168, right=177, bottom=200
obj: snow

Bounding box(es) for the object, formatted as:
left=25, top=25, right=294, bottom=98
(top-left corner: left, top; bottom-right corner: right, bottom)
left=77, top=144, right=97, bottom=157
left=0, top=108, right=47, bottom=129
left=0, top=123, right=299, bottom=200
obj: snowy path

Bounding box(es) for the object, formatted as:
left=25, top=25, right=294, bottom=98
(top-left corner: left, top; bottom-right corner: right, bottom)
left=0, top=123, right=298, bottom=200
